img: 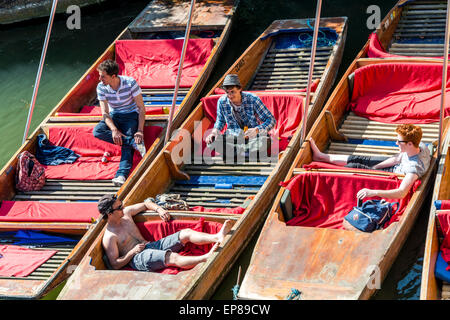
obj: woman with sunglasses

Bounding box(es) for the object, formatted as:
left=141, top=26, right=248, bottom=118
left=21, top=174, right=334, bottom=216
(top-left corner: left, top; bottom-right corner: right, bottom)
left=309, top=123, right=431, bottom=200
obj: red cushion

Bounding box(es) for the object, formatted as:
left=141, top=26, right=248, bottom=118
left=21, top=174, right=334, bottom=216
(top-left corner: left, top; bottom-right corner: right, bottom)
left=115, top=39, right=214, bottom=89
left=0, top=245, right=56, bottom=277
left=0, top=201, right=99, bottom=222
left=280, top=171, right=420, bottom=229
left=350, top=62, right=450, bottom=123
left=438, top=210, right=450, bottom=269
left=43, top=125, right=163, bottom=180
left=134, top=218, right=222, bottom=274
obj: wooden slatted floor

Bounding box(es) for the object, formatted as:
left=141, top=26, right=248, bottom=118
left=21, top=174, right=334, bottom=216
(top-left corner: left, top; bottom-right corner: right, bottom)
left=168, top=157, right=275, bottom=208
left=14, top=180, right=120, bottom=201
left=249, top=41, right=333, bottom=90
left=443, top=281, right=450, bottom=299
left=389, top=1, right=448, bottom=57
left=327, top=113, right=439, bottom=157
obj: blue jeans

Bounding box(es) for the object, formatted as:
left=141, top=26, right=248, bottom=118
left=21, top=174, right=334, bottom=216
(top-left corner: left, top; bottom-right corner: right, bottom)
left=93, top=112, right=138, bottom=178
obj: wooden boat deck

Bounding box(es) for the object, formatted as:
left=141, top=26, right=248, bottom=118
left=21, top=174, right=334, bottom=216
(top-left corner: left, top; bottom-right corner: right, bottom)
left=249, top=46, right=332, bottom=90
left=0, top=0, right=240, bottom=299
left=238, top=54, right=449, bottom=299
left=388, top=0, right=448, bottom=57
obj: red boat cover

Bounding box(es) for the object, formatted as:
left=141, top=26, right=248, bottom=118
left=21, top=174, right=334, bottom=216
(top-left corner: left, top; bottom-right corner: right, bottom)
left=280, top=171, right=420, bottom=229
left=201, top=93, right=304, bottom=152
left=0, top=201, right=99, bottom=222
left=43, top=125, right=163, bottom=180
left=134, top=218, right=222, bottom=275
left=56, top=106, right=167, bottom=117
left=438, top=210, right=450, bottom=270
left=439, top=200, right=450, bottom=210
left=367, top=33, right=405, bottom=59
left=115, top=39, right=214, bottom=89
left=0, top=245, right=56, bottom=277
left=190, top=206, right=245, bottom=214
left=350, top=62, right=450, bottom=123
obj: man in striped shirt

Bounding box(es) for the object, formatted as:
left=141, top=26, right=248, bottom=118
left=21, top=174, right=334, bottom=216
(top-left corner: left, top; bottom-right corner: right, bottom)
left=93, top=60, right=146, bottom=186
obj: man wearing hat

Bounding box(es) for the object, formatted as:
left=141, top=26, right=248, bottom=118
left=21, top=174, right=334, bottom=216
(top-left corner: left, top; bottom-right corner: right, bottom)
left=205, top=74, right=276, bottom=158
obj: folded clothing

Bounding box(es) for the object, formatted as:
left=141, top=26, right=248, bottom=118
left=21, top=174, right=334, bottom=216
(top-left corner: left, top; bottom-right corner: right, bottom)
left=35, top=134, right=80, bottom=166
left=0, top=245, right=57, bottom=277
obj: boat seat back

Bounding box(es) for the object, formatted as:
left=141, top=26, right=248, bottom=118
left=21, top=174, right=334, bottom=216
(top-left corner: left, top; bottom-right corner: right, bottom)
left=280, top=189, right=293, bottom=221
left=347, top=72, right=354, bottom=98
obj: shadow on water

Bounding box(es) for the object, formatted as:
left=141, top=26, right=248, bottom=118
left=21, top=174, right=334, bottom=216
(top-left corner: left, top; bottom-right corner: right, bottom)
left=1, top=0, right=429, bottom=300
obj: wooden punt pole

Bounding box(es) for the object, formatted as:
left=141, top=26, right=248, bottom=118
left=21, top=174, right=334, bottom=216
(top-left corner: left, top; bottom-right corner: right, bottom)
left=22, top=0, right=58, bottom=143
left=301, top=0, right=322, bottom=145
left=164, top=0, right=196, bottom=145
left=438, top=0, right=450, bottom=157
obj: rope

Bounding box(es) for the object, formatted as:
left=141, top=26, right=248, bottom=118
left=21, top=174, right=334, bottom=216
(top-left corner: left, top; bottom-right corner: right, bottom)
left=285, top=288, right=301, bottom=300
left=231, top=284, right=240, bottom=300
left=297, top=19, right=337, bottom=48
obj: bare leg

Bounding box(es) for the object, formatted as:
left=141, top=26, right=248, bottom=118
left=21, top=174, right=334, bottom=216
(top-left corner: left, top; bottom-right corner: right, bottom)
left=165, top=242, right=219, bottom=269
left=309, top=138, right=349, bottom=166
left=179, top=220, right=232, bottom=246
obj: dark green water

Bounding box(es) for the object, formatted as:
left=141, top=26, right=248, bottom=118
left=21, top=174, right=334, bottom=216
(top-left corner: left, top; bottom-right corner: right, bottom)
left=0, top=0, right=428, bottom=300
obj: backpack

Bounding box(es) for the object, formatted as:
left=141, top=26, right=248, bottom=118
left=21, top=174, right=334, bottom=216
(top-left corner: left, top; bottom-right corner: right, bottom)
left=16, top=151, right=46, bottom=192
left=344, top=199, right=399, bottom=232
left=146, top=194, right=189, bottom=211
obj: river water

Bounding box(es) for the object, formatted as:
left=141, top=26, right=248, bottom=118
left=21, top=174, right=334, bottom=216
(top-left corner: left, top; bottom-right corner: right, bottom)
left=0, top=0, right=429, bottom=300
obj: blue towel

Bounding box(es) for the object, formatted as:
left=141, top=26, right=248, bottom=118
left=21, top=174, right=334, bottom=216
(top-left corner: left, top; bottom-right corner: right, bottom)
left=35, top=134, right=80, bottom=166
left=0, top=230, right=77, bottom=246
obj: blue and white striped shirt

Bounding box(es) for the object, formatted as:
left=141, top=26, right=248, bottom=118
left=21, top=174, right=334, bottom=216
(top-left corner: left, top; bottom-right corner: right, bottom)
left=213, top=92, right=276, bottom=136
left=97, top=75, right=142, bottom=114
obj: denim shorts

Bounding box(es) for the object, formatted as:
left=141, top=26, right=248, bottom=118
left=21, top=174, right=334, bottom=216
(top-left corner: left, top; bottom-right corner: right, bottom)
left=129, top=231, right=184, bottom=272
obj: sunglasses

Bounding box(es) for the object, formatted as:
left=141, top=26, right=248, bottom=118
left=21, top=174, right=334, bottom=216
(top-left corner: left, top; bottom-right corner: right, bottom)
left=111, top=203, right=123, bottom=212
left=396, top=139, right=409, bottom=144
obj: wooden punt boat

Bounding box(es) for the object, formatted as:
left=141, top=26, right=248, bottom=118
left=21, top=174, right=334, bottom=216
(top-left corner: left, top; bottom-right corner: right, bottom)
left=420, top=128, right=450, bottom=300
left=364, top=0, right=450, bottom=58
left=237, top=55, right=450, bottom=300
left=57, top=17, right=348, bottom=300
left=0, top=0, right=237, bottom=299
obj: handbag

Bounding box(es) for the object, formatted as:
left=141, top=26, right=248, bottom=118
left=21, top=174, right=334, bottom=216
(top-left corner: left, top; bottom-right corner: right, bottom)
left=344, top=199, right=399, bottom=232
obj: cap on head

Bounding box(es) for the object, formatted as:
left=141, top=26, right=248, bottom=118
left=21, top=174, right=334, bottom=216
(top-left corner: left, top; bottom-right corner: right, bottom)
left=222, top=74, right=241, bottom=88
left=98, top=194, right=117, bottom=217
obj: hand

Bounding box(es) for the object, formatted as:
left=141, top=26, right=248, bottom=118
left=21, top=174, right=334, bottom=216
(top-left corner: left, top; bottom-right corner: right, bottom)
left=112, top=129, right=126, bottom=145
left=244, top=128, right=259, bottom=139
left=206, top=132, right=218, bottom=145
left=134, top=131, right=144, bottom=144
left=157, top=207, right=171, bottom=222
left=132, top=242, right=146, bottom=255
left=357, top=188, right=375, bottom=200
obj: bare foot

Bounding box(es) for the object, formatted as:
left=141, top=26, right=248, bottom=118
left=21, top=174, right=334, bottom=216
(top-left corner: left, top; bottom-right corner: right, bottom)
left=309, top=138, right=326, bottom=162
left=216, top=220, right=232, bottom=244
left=202, top=242, right=220, bottom=261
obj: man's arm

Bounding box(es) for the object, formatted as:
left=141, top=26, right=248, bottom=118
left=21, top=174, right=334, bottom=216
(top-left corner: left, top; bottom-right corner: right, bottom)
left=253, top=96, right=276, bottom=132
left=133, top=94, right=145, bottom=144
left=123, top=201, right=171, bottom=222
left=372, top=154, right=401, bottom=170
left=103, top=234, right=144, bottom=270
left=100, top=100, right=125, bottom=145
left=357, top=172, right=418, bottom=200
